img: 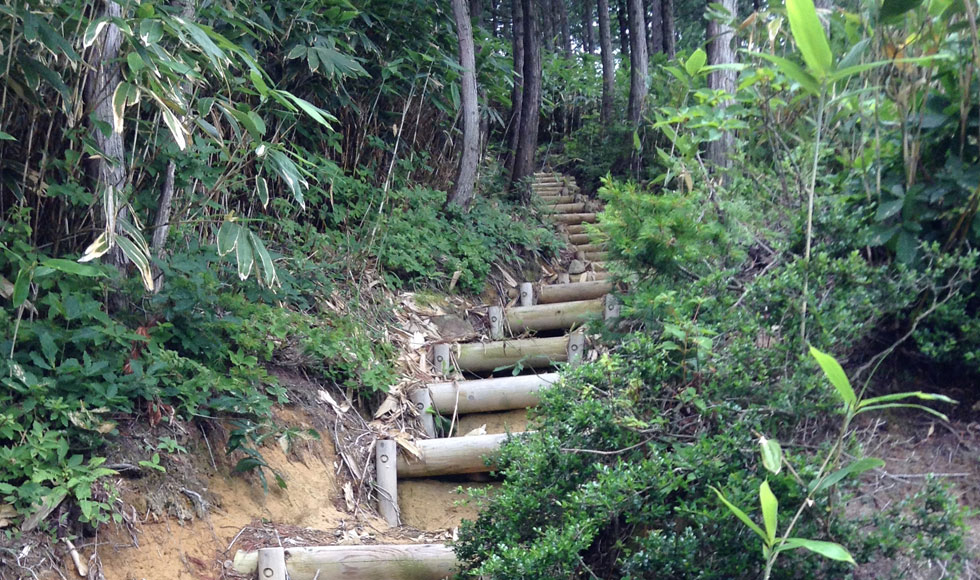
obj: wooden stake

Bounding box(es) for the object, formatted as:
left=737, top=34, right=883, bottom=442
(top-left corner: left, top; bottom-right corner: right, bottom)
left=409, top=389, right=436, bottom=438
left=397, top=432, right=523, bottom=477
left=604, top=294, right=621, bottom=322
left=256, top=547, right=287, bottom=580
left=557, top=273, right=571, bottom=284
left=519, top=282, right=534, bottom=306
left=504, top=298, right=603, bottom=333
left=488, top=306, right=504, bottom=339
left=537, top=280, right=612, bottom=304
left=427, top=372, right=559, bottom=414
left=567, top=331, right=585, bottom=366
left=432, top=344, right=451, bottom=376
left=375, top=440, right=399, bottom=526
left=455, top=336, right=568, bottom=372
left=234, top=544, right=456, bottom=580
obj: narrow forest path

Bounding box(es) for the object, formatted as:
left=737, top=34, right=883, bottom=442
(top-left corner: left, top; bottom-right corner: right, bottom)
left=232, top=171, right=622, bottom=579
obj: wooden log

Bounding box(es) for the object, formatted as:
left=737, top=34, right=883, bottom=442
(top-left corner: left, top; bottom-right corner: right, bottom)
left=592, top=261, right=611, bottom=271
left=397, top=432, right=523, bottom=477
left=604, top=294, right=621, bottom=322
left=428, top=372, right=559, bottom=414
left=519, top=282, right=534, bottom=307
left=565, top=224, right=589, bottom=234
left=409, top=390, right=436, bottom=438
left=504, top=298, right=603, bottom=333
left=552, top=202, right=586, bottom=213
left=553, top=213, right=597, bottom=225
left=432, top=344, right=452, bottom=376
left=256, top=547, right=287, bottom=580
left=375, top=440, right=399, bottom=526
left=488, top=306, right=504, bottom=340
left=584, top=251, right=608, bottom=261
left=454, top=336, right=568, bottom=372
left=537, top=280, right=612, bottom=303
left=540, top=195, right=575, bottom=204
left=568, top=233, right=594, bottom=244
left=574, top=243, right=605, bottom=253
left=233, top=544, right=457, bottom=580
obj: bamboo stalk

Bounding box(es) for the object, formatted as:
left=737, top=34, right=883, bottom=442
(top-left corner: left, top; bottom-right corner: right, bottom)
left=397, top=432, right=524, bottom=477
left=428, top=372, right=559, bottom=414
left=505, top=298, right=603, bottom=333
left=233, top=544, right=456, bottom=580
left=454, top=336, right=568, bottom=371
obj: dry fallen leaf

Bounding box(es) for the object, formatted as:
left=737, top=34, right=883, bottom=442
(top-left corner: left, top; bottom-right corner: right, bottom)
left=343, top=482, right=355, bottom=512
left=0, top=504, right=16, bottom=528
left=464, top=424, right=487, bottom=437
left=373, top=395, right=399, bottom=418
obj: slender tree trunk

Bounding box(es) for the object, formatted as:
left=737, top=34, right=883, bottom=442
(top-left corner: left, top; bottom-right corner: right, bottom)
left=490, top=0, right=500, bottom=36
left=447, top=0, right=481, bottom=208
left=555, top=0, right=572, bottom=55
left=626, top=0, right=648, bottom=128
left=661, top=0, right=675, bottom=57
left=617, top=0, right=630, bottom=57
left=706, top=0, right=737, bottom=171
left=471, top=0, right=485, bottom=25
left=582, top=0, right=595, bottom=53
left=597, top=0, right=615, bottom=125
left=86, top=0, right=128, bottom=272
left=511, top=0, right=542, bottom=190
left=505, top=0, right=524, bottom=175
left=541, top=0, right=554, bottom=49
left=646, top=0, right=663, bottom=56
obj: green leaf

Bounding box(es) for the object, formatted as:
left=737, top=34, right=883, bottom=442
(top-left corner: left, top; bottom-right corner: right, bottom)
left=779, top=538, right=856, bottom=564
left=685, top=48, right=707, bottom=77
left=809, top=457, right=885, bottom=495
left=895, top=230, right=918, bottom=263
left=855, top=403, right=950, bottom=421
left=0, top=131, right=15, bottom=141
left=78, top=232, right=111, bottom=263
left=256, top=176, right=269, bottom=209
left=115, top=220, right=154, bottom=292
left=710, top=486, right=767, bottom=543
left=111, top=82, right=139, bottom=134
left=861, top=390, right=956, bottom=406
left=880, top=0, right=926, bottom=21
left=759, top=480, right=778, bottom=545
left=12, top=266, right=32, bottom=308
left=809, top=346, right=856, bottom=407
left=751, top=52, right=821, bottom=94
left=235, top=230, right=254, bottom=281
left=266, top=149, right=308, bottom=209
left=633, top=130, right=642, bottom=151
left=39, top=259, right=104, bottom=277
left=217, top=221, right=245, bottom=256
left=151, top=95, right=187, bottom=150
left=786, top=0, right=833, bottom=76
left=82, top=19, right=109, bottom=49
left=248, top=231, right=279, bottom=287
left=760, top=436, right=783, bottom=475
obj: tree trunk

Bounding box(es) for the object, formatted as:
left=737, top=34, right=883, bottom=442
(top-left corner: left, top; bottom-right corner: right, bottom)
left=626, top=0, right=648, bottom=128
left=646, top=0, right=663, bottom=56
left=555, top=0, right=572, bottom=55
left=540, top=0, right=554, bottom=49
left=661, top=0, right=675, bottom=57
left=504, top=0, right=524, bottom=176
left=490, top=0, right=500, bottom=36
left=471, top=0, right=485, bottom=26
left=447, top=0, right=481, bottom=208
left=597, top=0, right=615, bottom=125
left=510, top=0, right=542, bottom=190
left=706, top=0, right=737, bottom=171
left=582, top=0, right=594, bottom=53
left=85, top=0, right=128, bottom=272
left=617, top=0, right=630, bottom=57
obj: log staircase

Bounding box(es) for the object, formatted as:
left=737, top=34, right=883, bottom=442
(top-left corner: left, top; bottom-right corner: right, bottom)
left=234, top=170, right=616, bottom=580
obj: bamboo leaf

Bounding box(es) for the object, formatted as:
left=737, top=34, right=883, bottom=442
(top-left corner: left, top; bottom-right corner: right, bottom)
left=12, top=266, right=32, bottom=308
left=880, top=0, right=926, bottom=21
left=78, top=232, right=111, bottom=263
left=809, top=457, right=885, bottom=495
left=217, top=221, right=245, bottom=256
left=685, top=48, right=707, bottom=77
left=248, top=231, right=279, bottom=287
left=855, top=403, right=950, bottom=421
left=39, top=259, right=104, bottom=277
left=256, top=176, right=269, bottom=209
left=710, top=486, right=768, bottom=543
left=809, top=346, right=856, bottom=407
left=779, top=538, right=856, bottom=564
left=750, top=52, right=821, bottom=94
left=759, top=436, right=783, bottom=475
left=115, top=234, right=154, bottom=292
left=759, top=480, right=778, bottom=545
left=82, top=19, right=109, bottom=49
left=786, top=0, right=833, bottom=76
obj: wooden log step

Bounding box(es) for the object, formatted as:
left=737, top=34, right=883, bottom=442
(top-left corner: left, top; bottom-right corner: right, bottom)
left=455, top=335, right=568, bottom=372
left=568, top=233, right=596, bottom=244
left=592, top=261, right=611, bottom=271
left=574, top=243, right=605, bottom=253
left=552, top=202, right=586, bottom=213
left=553, top=213, right=597, bottom=225
left=233, top=544, right=456, bottom=580
left=540, top=195, right=576, bottom=204
left=584, top=251, right=609, bottom=261
left=565, top=223, right=594, bottom=234
left=505, top=298, right=603, bottom=333
left=537, top=280, right=613, bottom=303
left=427, top=372, right=559, bottom=414
left=397, top=432, right=524, bottom=477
